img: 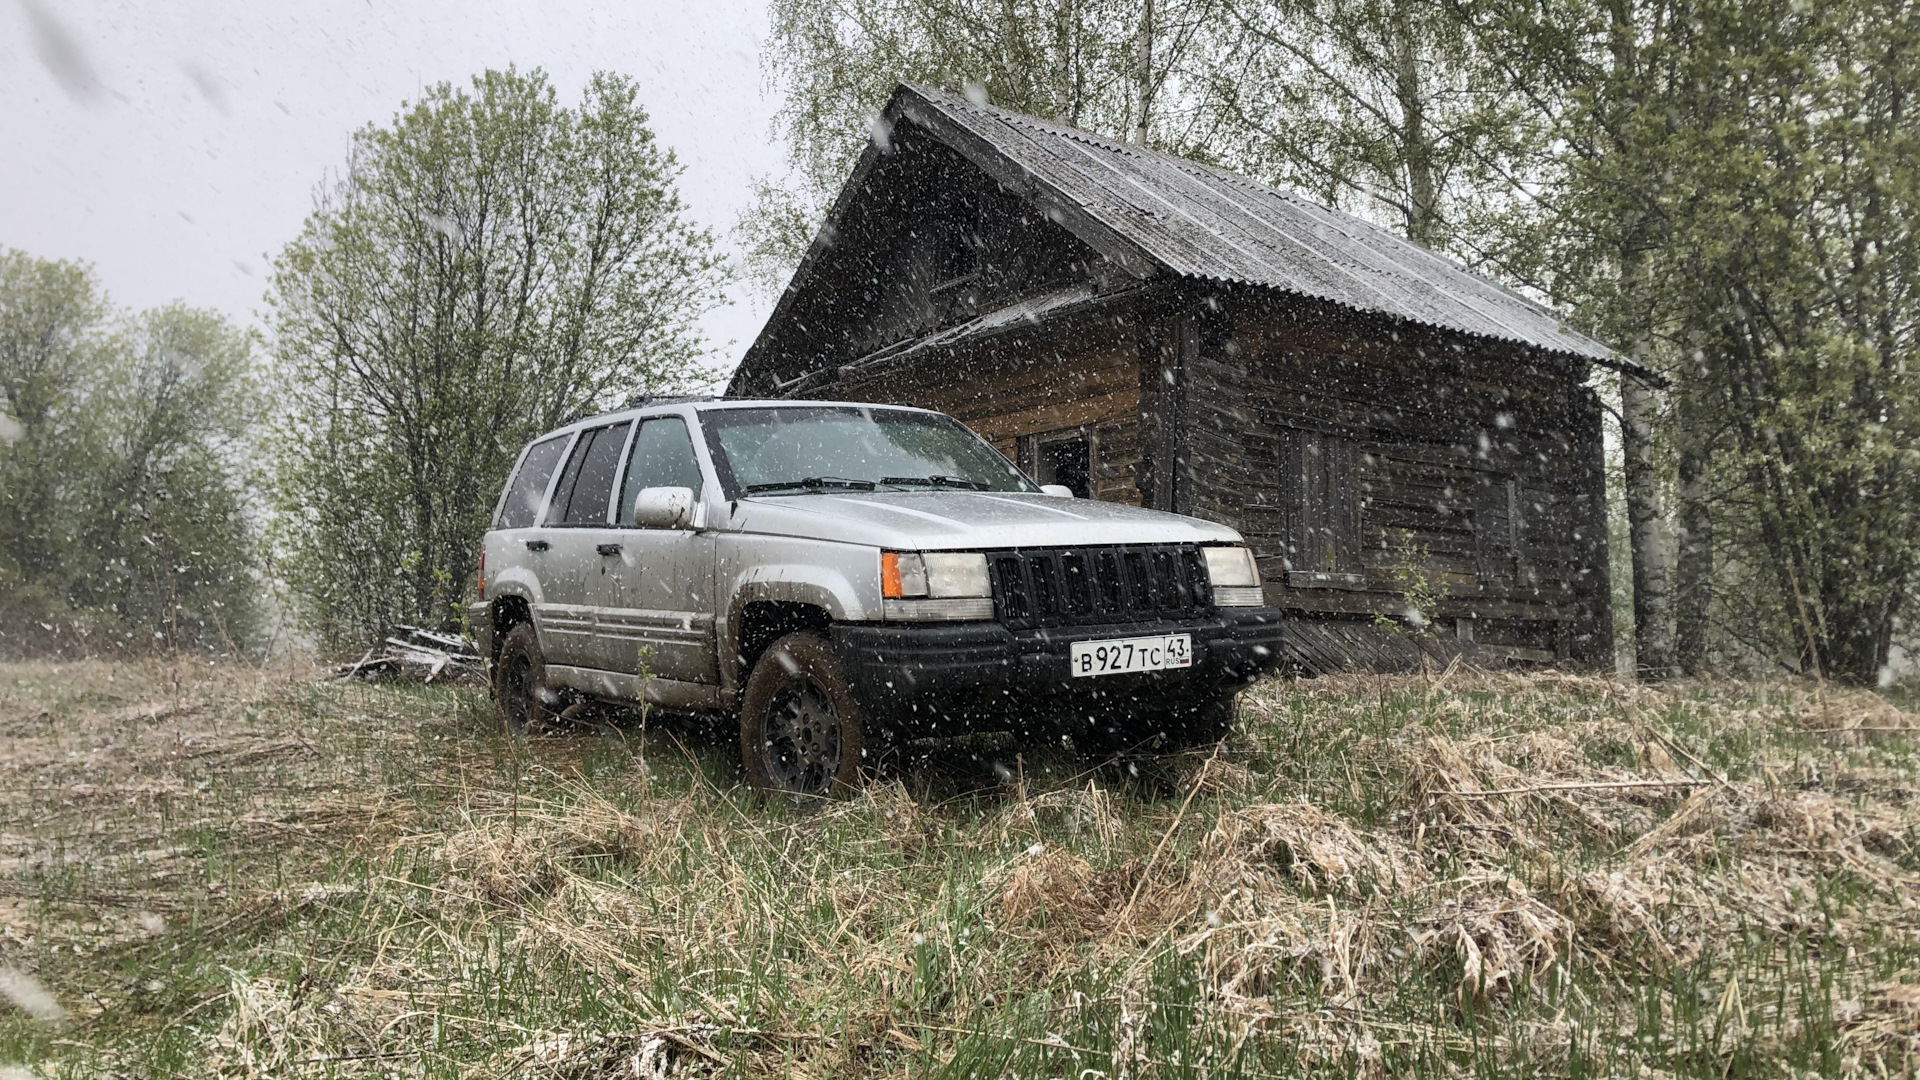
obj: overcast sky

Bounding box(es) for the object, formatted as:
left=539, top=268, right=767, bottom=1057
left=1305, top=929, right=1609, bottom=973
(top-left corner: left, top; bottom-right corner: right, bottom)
left=0, top=0, right=786, bottom=379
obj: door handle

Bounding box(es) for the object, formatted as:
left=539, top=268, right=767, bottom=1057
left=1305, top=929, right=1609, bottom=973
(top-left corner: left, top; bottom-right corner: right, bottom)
left=525, top=539, right=549, bottom=553
left=596, top=543, right=622, bottom=556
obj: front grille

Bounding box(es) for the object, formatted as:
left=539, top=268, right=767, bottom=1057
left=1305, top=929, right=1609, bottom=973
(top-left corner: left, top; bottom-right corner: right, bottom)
left=989, top=544, right=1214, bottom=630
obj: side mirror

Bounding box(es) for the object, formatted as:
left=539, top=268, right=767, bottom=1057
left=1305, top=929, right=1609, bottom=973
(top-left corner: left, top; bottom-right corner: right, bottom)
left=632, top=486, right=696, bottom=529
left=1039, top=484, right=1076, bottom=498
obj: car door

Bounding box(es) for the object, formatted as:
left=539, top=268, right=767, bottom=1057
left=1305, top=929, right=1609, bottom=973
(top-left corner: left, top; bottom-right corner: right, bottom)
left=587, top=415, right=717, bottom=683
left=535, top=420, right=631, bottom=669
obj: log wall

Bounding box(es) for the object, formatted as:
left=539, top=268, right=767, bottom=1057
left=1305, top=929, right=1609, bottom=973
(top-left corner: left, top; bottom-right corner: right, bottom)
left=825, top=318, right=1146, bottom=506
left=797, top=287, right=1612, bottom=669
left=1174, top=296, right=1612, bottom=663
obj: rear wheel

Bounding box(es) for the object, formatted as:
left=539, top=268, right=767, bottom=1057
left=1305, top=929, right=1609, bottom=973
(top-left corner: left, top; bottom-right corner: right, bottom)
left=739, top=631, right=866, bottom=799
left=494, top=623, right=552, bottom=736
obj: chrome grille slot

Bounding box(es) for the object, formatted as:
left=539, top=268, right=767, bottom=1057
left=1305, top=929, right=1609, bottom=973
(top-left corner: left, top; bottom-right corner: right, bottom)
left=1060, top=553, right=1093, bottom=616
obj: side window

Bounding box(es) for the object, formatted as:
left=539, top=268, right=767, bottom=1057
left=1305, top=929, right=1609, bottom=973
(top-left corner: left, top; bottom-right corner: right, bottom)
left=547, top=422, right=632, bottom=526
left=1041, top=438, right=1091, bottom=498
left=619, top=417, right=704, bottom=527
left=496, top=435, right=569, bottom=529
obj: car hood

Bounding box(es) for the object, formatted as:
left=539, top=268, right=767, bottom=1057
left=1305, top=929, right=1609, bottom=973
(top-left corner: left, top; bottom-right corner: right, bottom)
left=725, top=490, right=1243, bottom=549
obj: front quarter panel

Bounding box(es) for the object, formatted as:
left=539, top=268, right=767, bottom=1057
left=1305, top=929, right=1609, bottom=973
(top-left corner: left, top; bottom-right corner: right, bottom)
left=716, top=533, right=880, bottom=694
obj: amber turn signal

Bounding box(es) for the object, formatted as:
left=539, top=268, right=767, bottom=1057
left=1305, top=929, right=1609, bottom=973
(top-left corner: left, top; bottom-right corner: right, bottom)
left=880, top=551, right=904, bottom=598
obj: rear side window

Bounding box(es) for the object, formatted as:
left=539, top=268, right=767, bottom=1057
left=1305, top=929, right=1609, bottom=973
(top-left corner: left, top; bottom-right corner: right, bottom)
left=548, top=422, right=632, bottom=526
left=619, top=417, right=703, bottom=526
left=496, top=435, right=569, bottom=529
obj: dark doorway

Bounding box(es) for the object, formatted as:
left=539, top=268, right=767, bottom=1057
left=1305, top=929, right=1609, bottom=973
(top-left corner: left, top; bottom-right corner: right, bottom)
left=1042, top=437, right=1091, bottom=499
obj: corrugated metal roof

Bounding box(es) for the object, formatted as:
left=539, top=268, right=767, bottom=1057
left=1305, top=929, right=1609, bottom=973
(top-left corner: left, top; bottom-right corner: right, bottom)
left=905, top=84, right=1612, bottom=362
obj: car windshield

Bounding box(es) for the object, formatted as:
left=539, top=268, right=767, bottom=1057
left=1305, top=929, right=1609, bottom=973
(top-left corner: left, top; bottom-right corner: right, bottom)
left=701, top=406, right=1036, bottom=496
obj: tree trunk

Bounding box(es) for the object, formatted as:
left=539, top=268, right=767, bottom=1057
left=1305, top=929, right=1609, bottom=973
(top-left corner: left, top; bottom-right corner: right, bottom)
left=1392, top=0, right=1438, bottom=246
left=1132, top=0, right=1154, bottom=146
left=1820, top=577, right=1898, bottom=684
left=1674, top=435, right=1711, bottom=674
left=1622, top=371, right=1676, bottom=680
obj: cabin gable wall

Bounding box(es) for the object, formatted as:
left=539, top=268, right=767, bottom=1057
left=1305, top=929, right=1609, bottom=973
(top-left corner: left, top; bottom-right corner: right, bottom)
left=793, top=132, right=1104, bottom=370
left=811, top=315, right=1148, bottom=506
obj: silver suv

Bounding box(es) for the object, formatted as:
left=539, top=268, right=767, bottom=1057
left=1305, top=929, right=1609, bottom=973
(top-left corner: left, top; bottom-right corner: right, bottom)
left=471, top=399, right=1284, bottom=796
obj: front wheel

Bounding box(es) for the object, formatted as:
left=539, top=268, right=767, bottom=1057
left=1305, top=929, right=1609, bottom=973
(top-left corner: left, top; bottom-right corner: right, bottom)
left=739, top=631, right=867, bottom=799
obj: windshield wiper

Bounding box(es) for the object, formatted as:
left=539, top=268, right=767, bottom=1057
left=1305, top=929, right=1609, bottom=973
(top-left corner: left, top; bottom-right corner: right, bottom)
left=879, top=474, right=985, bottom=490
left=743, top=476, right=876, bottom=494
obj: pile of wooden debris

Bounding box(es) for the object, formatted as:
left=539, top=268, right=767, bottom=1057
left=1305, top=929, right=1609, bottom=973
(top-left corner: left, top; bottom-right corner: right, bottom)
left=337, top=625, right=484, bottom=684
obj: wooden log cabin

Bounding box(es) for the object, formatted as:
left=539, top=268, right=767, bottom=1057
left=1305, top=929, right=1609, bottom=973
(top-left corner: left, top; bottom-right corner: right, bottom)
left=728, top=84, right=1631, bottom=672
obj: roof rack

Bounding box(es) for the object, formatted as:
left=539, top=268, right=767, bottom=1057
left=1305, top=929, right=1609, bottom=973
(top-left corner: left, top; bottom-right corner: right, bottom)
left=565, top=394, right=726, bottom=428
left=622, top=393, right=725, bottom=409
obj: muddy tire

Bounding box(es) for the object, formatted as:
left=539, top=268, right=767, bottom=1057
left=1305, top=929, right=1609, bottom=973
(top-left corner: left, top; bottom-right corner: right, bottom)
left=739, top=631, right=866, bottom=799
left=494, top=623, right=552, bottom=737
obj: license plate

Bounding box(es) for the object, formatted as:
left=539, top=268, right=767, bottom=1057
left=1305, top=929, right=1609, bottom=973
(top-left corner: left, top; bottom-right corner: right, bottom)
left=1070, top=633, right=1193, bottom=677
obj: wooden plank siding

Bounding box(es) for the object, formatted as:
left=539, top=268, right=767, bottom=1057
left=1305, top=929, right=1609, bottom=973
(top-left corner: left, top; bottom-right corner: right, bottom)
left=797, top=284, right=1611, bottom=668
left=1184, top=298, right=1612, bottom=663
left=821, top=318, right=1147, bottom=507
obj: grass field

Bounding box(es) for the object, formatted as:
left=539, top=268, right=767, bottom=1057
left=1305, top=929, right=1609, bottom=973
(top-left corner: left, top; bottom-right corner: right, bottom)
left=0, top=660, right=1916, bottom=1078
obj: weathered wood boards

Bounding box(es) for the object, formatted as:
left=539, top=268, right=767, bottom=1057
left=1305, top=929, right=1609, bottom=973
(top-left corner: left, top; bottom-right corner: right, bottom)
left=812, top=288, right=1612, bottom=669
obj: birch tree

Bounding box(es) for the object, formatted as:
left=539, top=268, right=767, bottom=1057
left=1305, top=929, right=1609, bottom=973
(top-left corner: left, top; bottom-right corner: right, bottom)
left=268, top=68, right=729, bottom=648
left=1482, top=0, right=1920, bottom=681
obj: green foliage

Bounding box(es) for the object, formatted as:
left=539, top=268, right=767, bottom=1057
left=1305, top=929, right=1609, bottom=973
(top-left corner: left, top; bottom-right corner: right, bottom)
left=1481, top=0, right=1920, bottom=680
left=1374, top=529, right=1441, bottom=635
left=267, top=67, right=731, bottom=650
left=0, top=249, right=261, bottom=656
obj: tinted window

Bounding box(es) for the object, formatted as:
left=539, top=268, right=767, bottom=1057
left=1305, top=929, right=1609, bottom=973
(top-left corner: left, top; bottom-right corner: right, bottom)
left=619, top=417, right=703, bottom=526
left=496, top=434, right=569, bottom=529
left=702, top=406, right=1033, bottom=496
left=549, top=422, right=631, bottom=526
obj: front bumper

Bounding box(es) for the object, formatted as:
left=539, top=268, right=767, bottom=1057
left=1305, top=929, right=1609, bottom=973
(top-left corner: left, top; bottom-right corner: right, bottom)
left=830, top=607, right=1286, bottom=735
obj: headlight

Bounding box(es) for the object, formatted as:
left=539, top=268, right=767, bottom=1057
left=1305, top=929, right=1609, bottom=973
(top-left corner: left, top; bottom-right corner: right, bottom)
left=882, top=551, right=994, bottom=621
left=1203, top=546, right=1264, bottom=606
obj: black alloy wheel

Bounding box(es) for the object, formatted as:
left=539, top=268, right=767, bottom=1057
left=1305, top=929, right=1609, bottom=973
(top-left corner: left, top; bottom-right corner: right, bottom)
left=763, top=682, right=843, bottom=793
left=739, top=631, right=866, bottom=799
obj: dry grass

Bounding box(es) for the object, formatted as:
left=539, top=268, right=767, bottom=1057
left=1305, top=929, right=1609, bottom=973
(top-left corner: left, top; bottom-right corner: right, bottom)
left=0, top=660, right=1916, bottom=1077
